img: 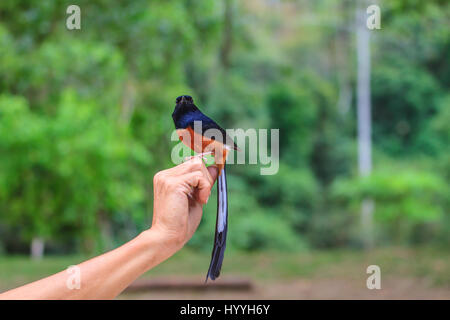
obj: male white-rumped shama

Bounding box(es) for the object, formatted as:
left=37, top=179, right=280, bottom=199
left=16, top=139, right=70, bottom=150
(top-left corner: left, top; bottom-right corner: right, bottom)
left=172, top=95, right=238, bottom=281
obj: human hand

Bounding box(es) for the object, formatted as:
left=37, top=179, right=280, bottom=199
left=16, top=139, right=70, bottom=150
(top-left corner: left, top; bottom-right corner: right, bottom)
left=150, top=158, right=219, bottom=252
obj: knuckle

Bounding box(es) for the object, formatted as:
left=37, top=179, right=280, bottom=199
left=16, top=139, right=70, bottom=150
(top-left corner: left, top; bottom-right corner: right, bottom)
left=153, top=172, right=160, bottom=184
left=195, top=172, right=203, bottom=181
left=153, top=171, right=165, bottom=185
left=199, top=176, right=211, bottom=190
left=191, top=157, right=203, bottom=167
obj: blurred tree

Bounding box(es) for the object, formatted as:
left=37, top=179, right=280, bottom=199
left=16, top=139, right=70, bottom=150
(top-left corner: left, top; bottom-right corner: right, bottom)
left=0, top=92, right=150, bottom=256
left=332, top=167, right=447, bottom=245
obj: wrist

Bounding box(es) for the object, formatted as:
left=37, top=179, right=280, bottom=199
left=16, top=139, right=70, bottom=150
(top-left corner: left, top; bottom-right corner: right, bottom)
left=138, top=228, right=181, bottom=264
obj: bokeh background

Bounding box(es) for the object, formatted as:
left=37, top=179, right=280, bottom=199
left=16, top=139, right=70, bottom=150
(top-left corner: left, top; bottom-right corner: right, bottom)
left=0, top=0, right=448, bottom=299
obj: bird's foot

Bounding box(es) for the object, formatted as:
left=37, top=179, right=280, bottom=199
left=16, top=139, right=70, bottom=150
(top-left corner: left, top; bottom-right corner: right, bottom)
left=183, top=152, right=213, bottom=163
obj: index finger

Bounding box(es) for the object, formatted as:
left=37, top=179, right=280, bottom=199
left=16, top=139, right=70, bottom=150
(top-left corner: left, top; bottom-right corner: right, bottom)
left=174, top=157, right=215, bottom=185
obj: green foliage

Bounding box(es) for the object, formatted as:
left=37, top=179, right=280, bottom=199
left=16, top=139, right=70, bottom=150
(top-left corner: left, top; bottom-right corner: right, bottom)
left=188, top=176, right=305, bottom=252
left=231, top=211, right=306, bottom=251
left=267, top=84, right=316, bottom=165
left=0, top=92, right=150, bottom=251
left=372, top=60, right=441, bottom=154
left=331, top=166, right=448, bottom=244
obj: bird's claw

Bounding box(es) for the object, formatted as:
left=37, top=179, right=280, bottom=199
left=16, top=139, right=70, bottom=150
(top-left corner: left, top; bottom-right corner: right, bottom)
left=183, top=153, right=210, bottom=163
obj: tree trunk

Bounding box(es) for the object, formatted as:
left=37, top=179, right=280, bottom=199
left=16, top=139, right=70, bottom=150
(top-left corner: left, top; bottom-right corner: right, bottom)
left=98, top=211, right=114, bottom=252
left=356, top=1, right=374, bottom=249
left=219, top=0, right=233, bottom=69
left=30, top=237, right=45, bottom=260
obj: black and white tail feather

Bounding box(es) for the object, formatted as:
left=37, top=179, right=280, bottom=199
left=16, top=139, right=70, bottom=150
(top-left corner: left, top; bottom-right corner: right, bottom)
left=205, top=165, right=228, bottom=282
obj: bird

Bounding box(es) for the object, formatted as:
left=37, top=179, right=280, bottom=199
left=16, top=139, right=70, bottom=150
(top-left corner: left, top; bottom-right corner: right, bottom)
left=172, top=95, right=238, bottom=281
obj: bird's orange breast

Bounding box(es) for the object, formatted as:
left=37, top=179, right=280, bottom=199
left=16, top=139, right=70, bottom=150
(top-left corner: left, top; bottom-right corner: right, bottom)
left=177, top=127, right=215, bottom=154
left=176, top=127, right=229, bottom=173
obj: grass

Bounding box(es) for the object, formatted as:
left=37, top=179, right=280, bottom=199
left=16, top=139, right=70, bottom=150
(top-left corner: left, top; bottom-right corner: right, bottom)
left=1, top=246, right=449, bottom=293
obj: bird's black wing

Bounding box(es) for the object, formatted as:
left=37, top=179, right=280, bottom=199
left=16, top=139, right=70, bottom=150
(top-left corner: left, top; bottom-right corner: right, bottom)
left=188, top=110, right=238, bottom=150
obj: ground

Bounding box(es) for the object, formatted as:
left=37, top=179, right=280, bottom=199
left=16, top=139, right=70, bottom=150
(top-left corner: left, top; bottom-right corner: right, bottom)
left=121, top=277, right=450, bottom=300
left=1, top=247, right=448, bottom=299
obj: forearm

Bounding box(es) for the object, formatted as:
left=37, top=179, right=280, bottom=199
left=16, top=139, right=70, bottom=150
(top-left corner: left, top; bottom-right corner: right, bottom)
left=0, top=229, right=178, bottom=300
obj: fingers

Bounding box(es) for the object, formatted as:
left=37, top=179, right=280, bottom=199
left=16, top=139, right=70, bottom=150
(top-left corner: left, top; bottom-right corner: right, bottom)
left=207, top=165, right=219, bottom=183
left=178, top=158, right=217, bottom=186
left=155, top=158, right=219, bottom=205
left=173, top=157, right=210, bottom=178
left=181, top=171, right=212, bottom=204
left=183, top=161, right=218, bottom=204
left=154, top=158, right=207, bottom=183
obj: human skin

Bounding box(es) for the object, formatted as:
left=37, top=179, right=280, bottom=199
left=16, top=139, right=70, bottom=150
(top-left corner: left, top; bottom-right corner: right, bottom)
left=0, top=158, right=219, bottom=300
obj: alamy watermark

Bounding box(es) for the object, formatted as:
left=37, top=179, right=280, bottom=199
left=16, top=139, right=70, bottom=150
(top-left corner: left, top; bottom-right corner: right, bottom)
left=66, top=5, right=81, bottom=30
left=366, top=4, right=381, bottom=30
left=366, top=265, right=381, bottom=289
left=66, top=265, right=81, bottom=290
left=171, top=121, right=279, bottom=175
left=64, top=4, right=380, bottom=31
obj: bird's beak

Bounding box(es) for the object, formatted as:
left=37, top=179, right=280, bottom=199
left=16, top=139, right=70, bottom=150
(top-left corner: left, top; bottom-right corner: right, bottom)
left=180, top=96, right=187, bottom=104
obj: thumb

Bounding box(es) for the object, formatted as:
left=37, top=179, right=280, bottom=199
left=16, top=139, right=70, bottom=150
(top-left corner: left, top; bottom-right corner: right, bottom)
left=207, top=165, right=219, bottom=184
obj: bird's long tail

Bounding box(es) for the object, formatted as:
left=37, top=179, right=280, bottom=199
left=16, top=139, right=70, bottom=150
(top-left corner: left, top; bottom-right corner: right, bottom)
left=206, top=165, right=228, bottom=282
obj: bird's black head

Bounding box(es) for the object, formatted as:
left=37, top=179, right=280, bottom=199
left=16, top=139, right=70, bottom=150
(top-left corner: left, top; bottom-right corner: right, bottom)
left=172, top=95, right=198, bottom=128
left=176, top=95, right=194, bottom=105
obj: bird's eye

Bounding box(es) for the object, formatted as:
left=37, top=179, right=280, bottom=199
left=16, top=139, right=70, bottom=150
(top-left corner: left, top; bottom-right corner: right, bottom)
left=176, top=96, right=181, bottom=103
